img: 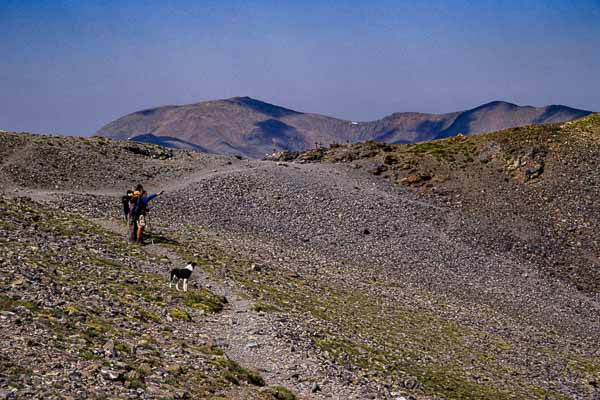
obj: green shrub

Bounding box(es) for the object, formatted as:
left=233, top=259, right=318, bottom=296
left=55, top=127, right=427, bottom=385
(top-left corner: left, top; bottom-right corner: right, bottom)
left=169, top=308, right=191, bottom=321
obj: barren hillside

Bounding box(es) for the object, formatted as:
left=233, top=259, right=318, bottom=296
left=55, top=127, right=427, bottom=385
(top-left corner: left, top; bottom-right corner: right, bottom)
left=2, top=116, right=600, bottom=399
left=271, top=114, right=600, bottom=296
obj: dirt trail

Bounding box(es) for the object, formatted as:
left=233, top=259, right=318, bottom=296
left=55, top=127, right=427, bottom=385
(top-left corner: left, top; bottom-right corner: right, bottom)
left=7, top=157, right=445, bottom=216
left=94, top=219, right=379, bottom=400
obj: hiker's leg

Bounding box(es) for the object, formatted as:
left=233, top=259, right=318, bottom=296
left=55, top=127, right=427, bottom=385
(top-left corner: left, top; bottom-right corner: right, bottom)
left=137, top=227, right=144, bottom=244
left=129, top=220, right=137, bottom=242
left=136, top=215, right=146, bottom=244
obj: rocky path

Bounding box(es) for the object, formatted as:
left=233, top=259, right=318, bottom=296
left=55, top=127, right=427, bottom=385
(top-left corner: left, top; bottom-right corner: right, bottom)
left=95, top=218, right=382, bottom=400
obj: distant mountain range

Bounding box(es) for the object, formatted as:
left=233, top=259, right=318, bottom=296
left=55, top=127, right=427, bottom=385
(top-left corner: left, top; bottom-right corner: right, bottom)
left=95, top=97, right=592, bottom=158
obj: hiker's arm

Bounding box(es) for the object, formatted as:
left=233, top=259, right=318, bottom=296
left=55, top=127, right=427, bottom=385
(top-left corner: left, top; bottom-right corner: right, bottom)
left=144, top=191, right=163, bottom=203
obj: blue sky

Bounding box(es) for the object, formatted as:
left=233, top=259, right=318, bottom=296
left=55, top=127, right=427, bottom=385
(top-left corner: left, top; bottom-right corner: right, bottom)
left=1, top=0, right=599, bottom=135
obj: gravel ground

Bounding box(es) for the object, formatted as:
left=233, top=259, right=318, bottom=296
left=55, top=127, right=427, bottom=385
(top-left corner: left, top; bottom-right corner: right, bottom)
left=2, top=129, right=599, bottom=399
left=47, top=160, right=600, bottom=399
left=153, top=162, right=600, bottom=337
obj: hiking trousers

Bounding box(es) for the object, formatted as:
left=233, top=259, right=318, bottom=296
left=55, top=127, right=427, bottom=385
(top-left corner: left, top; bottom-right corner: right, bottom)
left=129, top=219, right=138, bottom=242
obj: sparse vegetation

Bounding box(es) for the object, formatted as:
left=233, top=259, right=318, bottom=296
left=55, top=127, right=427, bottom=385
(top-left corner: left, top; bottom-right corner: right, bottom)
left=252, top=301, right=281, bottom=313
left=264, top=385, right=297, bottom=400
left=183, top=289, right=228, bottom=313
left=0, top=197, right=293, bottom=398
left=169, top=308, right=192, bottom=321
left=1, top=113, right=599, bottom=399
left=210, top=357, right=265, bottom=386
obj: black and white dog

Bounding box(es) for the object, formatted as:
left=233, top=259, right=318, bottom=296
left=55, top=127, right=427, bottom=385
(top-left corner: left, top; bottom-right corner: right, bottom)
left=169, top=262, right=196, bottom=292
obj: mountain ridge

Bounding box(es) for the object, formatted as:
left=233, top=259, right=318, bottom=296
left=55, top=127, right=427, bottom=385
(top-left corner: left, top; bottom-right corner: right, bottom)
left=96, top=97, right=593, bottom=158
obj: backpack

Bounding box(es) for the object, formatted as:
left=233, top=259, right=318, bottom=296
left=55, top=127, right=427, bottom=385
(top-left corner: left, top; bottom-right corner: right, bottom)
left=121, top=194, right=131, bottom=215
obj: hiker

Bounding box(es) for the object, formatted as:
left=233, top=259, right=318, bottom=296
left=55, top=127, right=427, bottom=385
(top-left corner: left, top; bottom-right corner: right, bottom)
left=129, top=185, right=164, bottom=244
left=128, top=184, right=144, bottom=242
left=121, top=190, right=133, bottom=221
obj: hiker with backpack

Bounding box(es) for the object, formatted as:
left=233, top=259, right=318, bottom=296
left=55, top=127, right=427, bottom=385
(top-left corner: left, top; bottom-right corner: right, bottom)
left=128, top=184, right=164, bottom=244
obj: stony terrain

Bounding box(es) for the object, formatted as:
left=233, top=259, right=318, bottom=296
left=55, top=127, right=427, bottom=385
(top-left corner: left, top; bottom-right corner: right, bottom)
left=0, top=132, right=226, bottom=192
left=269, top=114, right=600, bottom=295
left=0, top=196, right=292, bottom=399
left=1, top=116, right=600, bottom=399
left=95, top=97, right=591, bottom=158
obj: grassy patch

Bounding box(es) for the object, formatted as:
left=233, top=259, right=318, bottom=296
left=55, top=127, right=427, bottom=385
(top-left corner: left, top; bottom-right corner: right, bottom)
left=315, top=335, right=375, bottom=369
left=128, top=379, right=145, bottom=390
left=16, top=300, right=40, bottom=312
left=264, top=385, right=297, bottom=400
left=115, top=341, right=131, bottom=354
left=210, top=357, right=265, bottom=386
left=0, top=220, right=16, bottom=230
left=138, top=309, right=161, bottom=322
left=90, top=256, right=123, bottom=270
left=252, top=301, right=281, bottom=313
left=411, top=141, right=449, bottom=156
left=131, top=284, right=164, bottom=303
left=169, top=308, right=191, bottom=321
left=183, top=289, right=227, bottom=313
left=79, top=349, right=101, bottom=360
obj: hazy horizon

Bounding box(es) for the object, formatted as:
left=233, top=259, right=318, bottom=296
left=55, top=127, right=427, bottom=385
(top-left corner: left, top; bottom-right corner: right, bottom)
left=1, top=0, right=599, bottom=136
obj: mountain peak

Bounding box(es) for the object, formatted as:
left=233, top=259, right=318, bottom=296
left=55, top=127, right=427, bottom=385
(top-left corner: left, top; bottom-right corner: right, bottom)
left=227, top=95, right=254, bottom=101
left=225, top=96, right=301, bottom=118
left=96, top=98, right=592, bottom=158
left=477, top=100, right=520, bottom=109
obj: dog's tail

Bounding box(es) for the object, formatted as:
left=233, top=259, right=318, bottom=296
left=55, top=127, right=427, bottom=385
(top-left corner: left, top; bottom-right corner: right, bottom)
left=169, top=270, right=176, bottom=281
